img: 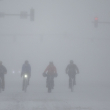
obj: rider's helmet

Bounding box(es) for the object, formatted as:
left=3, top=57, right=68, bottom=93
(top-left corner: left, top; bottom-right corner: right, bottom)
left=49, top=61, right=53, bottom=65
left=0, top=61, right=2, bottom=65
left=70, top=60, right=73, bottom=64
left=25, top=60, right=29, bottom=64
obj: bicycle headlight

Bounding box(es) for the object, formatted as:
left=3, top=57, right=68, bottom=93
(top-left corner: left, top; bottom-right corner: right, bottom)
left=24, top=74, right=28, bottom=78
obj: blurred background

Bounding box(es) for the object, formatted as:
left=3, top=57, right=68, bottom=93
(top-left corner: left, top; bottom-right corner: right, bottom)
left=0, top=0, right=110, bottom=88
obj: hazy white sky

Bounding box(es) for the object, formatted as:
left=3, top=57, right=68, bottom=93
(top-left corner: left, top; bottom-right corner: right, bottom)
left=0, top=0, right=110, bottom=35
left=0, top=0, right=110, bottom=85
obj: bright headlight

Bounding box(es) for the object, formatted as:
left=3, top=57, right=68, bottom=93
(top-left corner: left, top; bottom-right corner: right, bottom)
left=24, top=74, right=28, bottom=78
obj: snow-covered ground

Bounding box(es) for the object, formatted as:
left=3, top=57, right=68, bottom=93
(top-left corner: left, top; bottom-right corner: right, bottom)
left=0, top=74, right=110, bottom=110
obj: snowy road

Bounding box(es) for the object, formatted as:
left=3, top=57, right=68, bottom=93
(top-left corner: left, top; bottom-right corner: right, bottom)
left=0, top=76, right=110, bottom=110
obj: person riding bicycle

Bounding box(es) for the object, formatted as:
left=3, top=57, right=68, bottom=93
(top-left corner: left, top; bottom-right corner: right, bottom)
left=21, top=60, right=31, bottom=85
left=43, top=62, right=57, bottom=89
left=0, top=61, right=7, bottom=91
left=66, top=60, right=79, bottom=88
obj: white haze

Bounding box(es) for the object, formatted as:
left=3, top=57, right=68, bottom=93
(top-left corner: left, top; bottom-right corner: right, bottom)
left=0, top=0, right=110, bottom=110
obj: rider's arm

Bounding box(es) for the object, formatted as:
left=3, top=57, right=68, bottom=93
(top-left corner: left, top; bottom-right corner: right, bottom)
left=54, top=66, right=57, bottom=73
left=3, top=66, right=7, bottom=74
left=75, top=65, right=79, bottom=74
left=29, top=64, right=31, bottom=73
left=44, top=66, right=48, bottom=73
left=28, top=65, right=31, bottom=76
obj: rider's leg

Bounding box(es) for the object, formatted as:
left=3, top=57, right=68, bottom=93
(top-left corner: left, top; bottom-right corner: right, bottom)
left=73, top=75, right=76, bottom=85
left=46, top=78, right=48, bottom=87
left=22, top=80, right=24, bottom=90
left=52, top=79, right=54, bottom=89
left=28, top=77, right=30, bottom=85
left=69, top=77, right=72, bottom=88
left=1, top=75, right=5, bottom=90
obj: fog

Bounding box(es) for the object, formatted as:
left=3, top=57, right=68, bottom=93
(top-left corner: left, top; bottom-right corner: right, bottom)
left=0, top=0, right=110, bottom=110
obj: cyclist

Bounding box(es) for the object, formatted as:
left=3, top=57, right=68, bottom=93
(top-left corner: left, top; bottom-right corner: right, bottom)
left=66, top=60, right=79, bottom=88
left=0, top=61, right=7, bottom=91
left=43, top=62, right=57, bottom=89
left=21, top=60, right=31, bottom=85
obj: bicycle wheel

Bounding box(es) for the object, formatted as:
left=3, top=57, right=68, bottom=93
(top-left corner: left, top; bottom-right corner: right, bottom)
left=23, top=79, right=28, bottom=92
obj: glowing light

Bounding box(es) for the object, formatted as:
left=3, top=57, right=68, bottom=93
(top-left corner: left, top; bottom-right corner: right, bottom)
left=12, top=71, right=15, bottom=74
left=24, top=74, right=28, bottom=78
left=95, top=17, right=98, bottom=20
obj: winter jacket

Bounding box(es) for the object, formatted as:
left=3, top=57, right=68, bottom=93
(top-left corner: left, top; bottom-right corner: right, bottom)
left=66, top=64, right=79, bottom=75
left=0, top=65, right=7, bottom=76
left=44, top=65, right=57, bottom=74
left=21, top=63, right=31, bottom=76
